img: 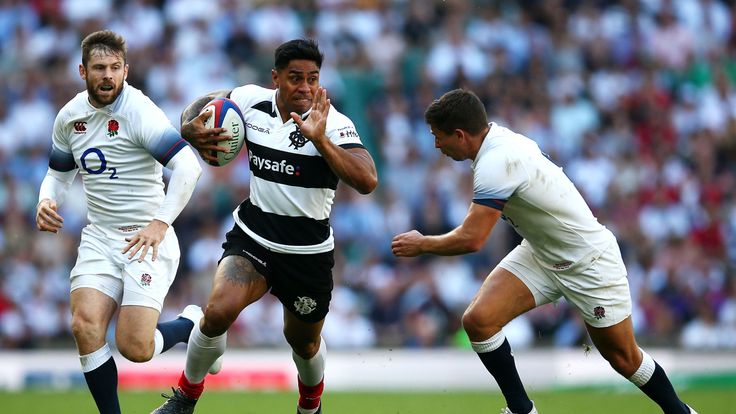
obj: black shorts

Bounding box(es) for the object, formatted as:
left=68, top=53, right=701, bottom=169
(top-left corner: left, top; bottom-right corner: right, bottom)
left=220, top=223, right=334, bottom=323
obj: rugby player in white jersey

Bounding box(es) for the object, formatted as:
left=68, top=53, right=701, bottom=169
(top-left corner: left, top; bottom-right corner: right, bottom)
left=150, top=39, right=377, bottom=414
left=391, top=89, right=697, bottom=414
left=35, top=30, right=210, bottom=414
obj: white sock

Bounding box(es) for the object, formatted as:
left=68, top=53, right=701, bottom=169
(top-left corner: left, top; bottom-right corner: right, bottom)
left=470, top=331, right=506, bottom=354
left=80, top=343, right=113, bottom=372
left=628, top=348, right=655, bottom=387
left=292, top=337, right=326, bottom=386
left=153, top=329, right=164, bottom=357
left=184, top=322, right=227, bottom=384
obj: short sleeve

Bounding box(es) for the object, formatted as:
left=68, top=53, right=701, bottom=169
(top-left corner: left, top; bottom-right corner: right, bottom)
left=472, top=151, right=527, bottom=211
left=49, top=112, right=76, bottom=172
left=132, top=96, right=187, bottom=165
left=326, top=110, right=364, bottom=149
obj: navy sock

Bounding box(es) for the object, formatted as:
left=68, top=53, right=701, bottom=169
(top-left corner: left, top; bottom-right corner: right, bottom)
left=476, top=338, right=532, bottom=414
left=639, top=362, right=689, bottom=414
left=156, top=317, right=195, bottom=353
left=83, top=357, right=121, bottom=414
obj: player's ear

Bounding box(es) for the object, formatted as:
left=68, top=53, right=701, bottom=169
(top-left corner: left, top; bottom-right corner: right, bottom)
left=124, top=63, right=129, bottom=80
left=271, top=68, right=279, bottom=87
left=79, top=64, right=86, bottom=80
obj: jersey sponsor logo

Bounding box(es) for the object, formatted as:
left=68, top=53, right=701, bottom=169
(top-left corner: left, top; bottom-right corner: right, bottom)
left=288, top=126, right=309, bottom=150
left=73, top=121, right=87, bottom=134
left=107, top=119, right=119, bottom=138
left=117, top=225, right=143, bottom=232
left=245, top=121, right=270, bottom=134
left=242, top=248, right=267, bottom=268
left=593, top=306, right=606, bottom=319
left=552, top=260, right=573, bottom=270
left=294, top=296, right=317, bottom=315
left=140, top=273, right=152, bottom=287
left=249, top=152, right=299, bottom=176
left=339, top=128, right=359, bottom=139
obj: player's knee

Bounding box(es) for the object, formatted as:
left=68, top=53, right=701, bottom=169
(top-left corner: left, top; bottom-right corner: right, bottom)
left=602, top=348, right=639, bottom=377
left=289, top=337, right=320, bottom=360
left=461, top=307, right=500, bottom=339
left=201, top=304, right=235, bottom=336
left=117, top=335, right=154, bottom=363
left=70, top=313, right=106, bottom=345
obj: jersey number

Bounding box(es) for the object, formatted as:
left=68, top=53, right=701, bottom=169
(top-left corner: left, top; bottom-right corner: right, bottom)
left=81, top=148, right=118, bottom=179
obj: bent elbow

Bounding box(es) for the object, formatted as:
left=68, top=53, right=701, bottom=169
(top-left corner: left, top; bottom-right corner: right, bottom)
left=354, top=174, right=378, bottom=195
left=464, top=239, right=484, bottom=253
left=361, top=176, right=379, bottom=194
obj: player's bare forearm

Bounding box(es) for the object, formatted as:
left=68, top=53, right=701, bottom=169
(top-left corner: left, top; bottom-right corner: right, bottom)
left=393, top=204, right=500, bottom=257
left=180, top=89, right=231, bottom=125
left=315, top=143, right=377, bottom=194
left=180, top=90, right=232, bottom=156
left=392, top=229, right=480, bottom=257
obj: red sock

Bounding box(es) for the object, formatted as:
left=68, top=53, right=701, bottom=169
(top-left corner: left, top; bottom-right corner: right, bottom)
left=178, top=371, right=205, bottom=400
left=298, top=377, right=324, bottom=410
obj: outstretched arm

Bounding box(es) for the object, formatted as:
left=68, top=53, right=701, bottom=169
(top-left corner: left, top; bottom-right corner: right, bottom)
left=392, top=203, right=502, bottom=257
left=180, top=89, right=232, bottom=163
left=292, top=87, right=378, bottom=194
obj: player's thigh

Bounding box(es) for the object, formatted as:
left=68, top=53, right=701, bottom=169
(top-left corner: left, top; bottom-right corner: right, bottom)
left=465, top=244, right=556, bottom=333
left=204, top=255, right=269, bottom=326
left=69, top=287, right=118, bottom=352
left=465, top=266, right=537, bottom=329
left=116, top=305, right=160, bottom=347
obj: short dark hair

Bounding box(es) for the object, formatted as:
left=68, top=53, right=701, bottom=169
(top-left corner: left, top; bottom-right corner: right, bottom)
left=274, top=39, right=323, bottom=70
left=81, top=30, right=127, bottom=68
left=424, top=89, right=489, bottom=135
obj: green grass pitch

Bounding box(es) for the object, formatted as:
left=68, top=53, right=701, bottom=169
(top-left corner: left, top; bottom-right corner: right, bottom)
left=0, top=387, right=734, bottom=414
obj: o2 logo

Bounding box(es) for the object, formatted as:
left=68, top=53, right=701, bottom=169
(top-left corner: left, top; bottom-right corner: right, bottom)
left=81, top=147, right=118, bottom=179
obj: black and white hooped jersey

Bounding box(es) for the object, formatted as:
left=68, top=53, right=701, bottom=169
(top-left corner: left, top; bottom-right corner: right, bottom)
left=229, top=84, right=366, bottom=254
left=49, top=82, right=187, bottom=238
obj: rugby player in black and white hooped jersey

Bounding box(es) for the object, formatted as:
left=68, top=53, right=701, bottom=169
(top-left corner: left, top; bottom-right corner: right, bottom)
left=151, top=39, right=377, bottom=414
left=35, top=30, right=215, bottom=414
left=391, top=89, right=697, bottom=414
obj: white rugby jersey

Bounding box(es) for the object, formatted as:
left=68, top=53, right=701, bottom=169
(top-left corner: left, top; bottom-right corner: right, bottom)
left=229, top=84, right=366, bottom=254
left=49, top=82, right=188, bottom=238
left=473, top=123, right=616, bottom=270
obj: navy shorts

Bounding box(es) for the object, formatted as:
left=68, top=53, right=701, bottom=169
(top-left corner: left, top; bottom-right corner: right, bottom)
left=220, top=224, right=334, bottom=323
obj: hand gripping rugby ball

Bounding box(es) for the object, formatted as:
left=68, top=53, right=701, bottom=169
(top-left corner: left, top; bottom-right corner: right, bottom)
left=200, top=97, right=246, bottom=167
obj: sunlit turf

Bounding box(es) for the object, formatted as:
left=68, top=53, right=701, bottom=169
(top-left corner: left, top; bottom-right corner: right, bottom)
left=0, top=386, right=733, bottom=414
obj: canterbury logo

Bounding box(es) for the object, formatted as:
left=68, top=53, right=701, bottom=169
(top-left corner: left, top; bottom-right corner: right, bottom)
left=73, top=121, right=87, bottom=133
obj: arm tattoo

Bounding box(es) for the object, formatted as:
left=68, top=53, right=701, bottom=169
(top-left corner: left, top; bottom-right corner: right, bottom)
left=179, top=89, right=232, bottom=126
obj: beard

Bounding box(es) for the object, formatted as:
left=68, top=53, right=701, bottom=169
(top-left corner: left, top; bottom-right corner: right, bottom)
left=86, top=78, right=124, bottom=107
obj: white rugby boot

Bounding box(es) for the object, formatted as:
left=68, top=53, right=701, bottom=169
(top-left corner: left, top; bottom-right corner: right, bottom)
left=177, top=304, right=224, bottom=375
left=500, top=402, right=537, bottom=414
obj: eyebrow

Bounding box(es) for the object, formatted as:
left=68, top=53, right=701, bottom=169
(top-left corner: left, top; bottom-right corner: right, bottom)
left=288, top=70, right=320, bottom=75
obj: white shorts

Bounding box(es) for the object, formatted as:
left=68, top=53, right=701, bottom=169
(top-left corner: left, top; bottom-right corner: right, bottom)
left=69, top=225, right=180, bottom=311
left=499, top=241, right=632, bottom=328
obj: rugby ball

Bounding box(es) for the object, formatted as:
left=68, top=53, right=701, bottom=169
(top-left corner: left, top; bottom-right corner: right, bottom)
left=200, top=97, right=246, bottom=166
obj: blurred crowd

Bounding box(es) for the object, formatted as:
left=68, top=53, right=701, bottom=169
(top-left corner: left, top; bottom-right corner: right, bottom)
left=1, top=0, right=736, bottom=352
